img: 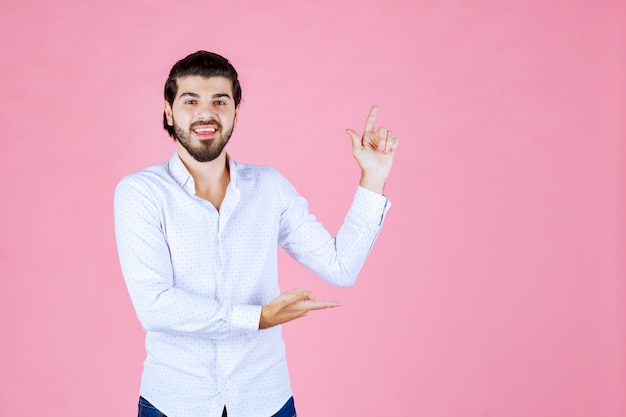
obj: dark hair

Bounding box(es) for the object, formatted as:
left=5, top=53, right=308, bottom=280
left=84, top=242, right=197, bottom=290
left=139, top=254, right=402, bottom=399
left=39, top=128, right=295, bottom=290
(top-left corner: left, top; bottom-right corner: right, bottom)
left=163, top=51, right=242, bottom=137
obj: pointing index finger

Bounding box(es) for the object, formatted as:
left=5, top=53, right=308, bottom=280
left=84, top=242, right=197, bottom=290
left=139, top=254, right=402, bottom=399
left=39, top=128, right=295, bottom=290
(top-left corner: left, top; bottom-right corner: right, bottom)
left=364, top=105, right=378, bottom=133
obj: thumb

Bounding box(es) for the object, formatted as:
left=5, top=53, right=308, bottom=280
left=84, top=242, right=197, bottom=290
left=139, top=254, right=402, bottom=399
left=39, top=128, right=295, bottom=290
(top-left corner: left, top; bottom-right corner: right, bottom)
left=277, top=289, right=314, bottom=308
left=345, top=129, right=362, bottom=150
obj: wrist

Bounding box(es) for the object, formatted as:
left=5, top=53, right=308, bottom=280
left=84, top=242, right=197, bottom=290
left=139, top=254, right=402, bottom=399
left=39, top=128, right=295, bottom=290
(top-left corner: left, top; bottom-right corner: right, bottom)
left=359, top=173, right=386, bottom=195
left=259, top=305, right=272, bottom=330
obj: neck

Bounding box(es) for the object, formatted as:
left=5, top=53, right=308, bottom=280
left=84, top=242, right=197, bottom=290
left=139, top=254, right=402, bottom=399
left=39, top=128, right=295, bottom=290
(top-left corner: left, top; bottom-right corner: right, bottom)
left=176, top=143, right=230, bottom=209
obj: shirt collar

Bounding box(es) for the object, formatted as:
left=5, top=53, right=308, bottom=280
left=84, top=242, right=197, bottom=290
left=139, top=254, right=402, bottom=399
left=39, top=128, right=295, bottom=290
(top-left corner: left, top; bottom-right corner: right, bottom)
left=168, top=151, right=239, bottom=195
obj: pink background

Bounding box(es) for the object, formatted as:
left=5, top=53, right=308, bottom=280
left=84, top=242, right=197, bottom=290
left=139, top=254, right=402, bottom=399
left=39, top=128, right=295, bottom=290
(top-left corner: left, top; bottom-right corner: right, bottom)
left=1, top=1, right=624, bottom=416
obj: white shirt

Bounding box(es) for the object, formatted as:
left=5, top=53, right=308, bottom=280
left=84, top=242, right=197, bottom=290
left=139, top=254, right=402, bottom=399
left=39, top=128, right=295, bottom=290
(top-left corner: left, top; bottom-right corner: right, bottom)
left=114, top=152, right=390, bottom=417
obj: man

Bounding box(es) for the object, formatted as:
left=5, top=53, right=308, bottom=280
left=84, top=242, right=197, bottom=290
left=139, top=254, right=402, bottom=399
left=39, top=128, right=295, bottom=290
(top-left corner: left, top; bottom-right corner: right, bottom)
left=114, top=51, right=398, bottom=417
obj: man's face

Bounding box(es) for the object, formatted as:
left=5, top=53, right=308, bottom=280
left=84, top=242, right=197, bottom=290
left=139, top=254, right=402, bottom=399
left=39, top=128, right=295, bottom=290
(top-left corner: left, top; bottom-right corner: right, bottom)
left=164, top=75, right=239, bottom=162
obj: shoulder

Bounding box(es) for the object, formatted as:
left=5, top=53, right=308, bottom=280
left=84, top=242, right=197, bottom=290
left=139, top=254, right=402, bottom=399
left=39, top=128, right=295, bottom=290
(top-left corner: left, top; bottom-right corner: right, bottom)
left=231, top=161, right=299, bottom=208
left=232, top=160, right=287, bottom=186
left=115, top=161, right=171, bottom=201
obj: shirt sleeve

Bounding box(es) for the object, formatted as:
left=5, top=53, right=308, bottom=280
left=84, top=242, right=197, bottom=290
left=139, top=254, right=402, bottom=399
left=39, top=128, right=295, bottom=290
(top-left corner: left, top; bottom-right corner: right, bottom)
left=277, top=175, right=390, bottom=287
left=114, top=177, right=262, bottom=339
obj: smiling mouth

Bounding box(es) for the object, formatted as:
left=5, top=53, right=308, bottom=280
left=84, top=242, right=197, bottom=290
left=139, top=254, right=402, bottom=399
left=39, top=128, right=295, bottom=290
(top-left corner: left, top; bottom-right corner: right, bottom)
left=191, top=121, right=220, bottom=139
left=193, top=126, right=217, bottom=134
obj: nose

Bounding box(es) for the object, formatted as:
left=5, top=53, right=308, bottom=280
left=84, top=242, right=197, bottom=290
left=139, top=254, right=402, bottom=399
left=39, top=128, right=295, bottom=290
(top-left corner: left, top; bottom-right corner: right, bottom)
left=196, top=103, right=217, bottom=120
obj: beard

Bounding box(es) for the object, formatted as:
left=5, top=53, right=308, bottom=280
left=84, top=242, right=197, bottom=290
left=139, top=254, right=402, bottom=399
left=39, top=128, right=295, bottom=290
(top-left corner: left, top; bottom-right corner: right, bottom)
left=173, top=118, right=234, bottom=163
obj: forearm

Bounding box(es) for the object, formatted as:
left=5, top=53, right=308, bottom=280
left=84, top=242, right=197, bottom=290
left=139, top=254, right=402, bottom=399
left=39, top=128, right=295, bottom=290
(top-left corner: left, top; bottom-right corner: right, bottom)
left=126, top=280, right=262, bottom=338
left=331, top=186, right=390, bottom=284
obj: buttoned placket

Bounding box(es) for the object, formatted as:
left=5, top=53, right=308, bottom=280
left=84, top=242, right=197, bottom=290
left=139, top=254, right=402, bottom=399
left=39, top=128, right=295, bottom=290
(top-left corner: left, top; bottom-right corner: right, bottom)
left=193, top=180, right=241, bottom=405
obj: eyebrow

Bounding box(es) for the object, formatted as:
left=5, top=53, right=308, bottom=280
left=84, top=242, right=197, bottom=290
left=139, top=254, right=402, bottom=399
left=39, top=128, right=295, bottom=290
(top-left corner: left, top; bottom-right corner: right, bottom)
left=178, top=92, right=232, bottom=100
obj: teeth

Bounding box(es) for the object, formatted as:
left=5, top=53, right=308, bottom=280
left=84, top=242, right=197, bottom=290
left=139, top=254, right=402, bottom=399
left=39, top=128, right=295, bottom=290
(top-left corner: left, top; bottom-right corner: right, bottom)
left=195, top=127, right=216, bottom=133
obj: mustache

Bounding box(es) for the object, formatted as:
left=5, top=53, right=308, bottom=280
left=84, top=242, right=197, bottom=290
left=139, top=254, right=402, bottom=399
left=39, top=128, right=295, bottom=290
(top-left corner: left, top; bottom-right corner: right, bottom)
left=190, top=120, right=222, bottom=130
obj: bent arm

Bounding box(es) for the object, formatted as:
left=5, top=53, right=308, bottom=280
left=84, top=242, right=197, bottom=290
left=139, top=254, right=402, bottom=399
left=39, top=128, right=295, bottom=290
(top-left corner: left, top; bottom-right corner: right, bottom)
left=277, top=176, right=390, bottom=287
left=114, top=179, right=261, bottom=339
left=278, top=107, right=397, bottom=286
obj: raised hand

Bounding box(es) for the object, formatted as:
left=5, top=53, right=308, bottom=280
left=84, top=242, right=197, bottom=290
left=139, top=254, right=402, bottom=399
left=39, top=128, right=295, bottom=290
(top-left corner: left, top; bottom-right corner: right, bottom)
left=345, top=106, right=399, bottom=194
left=258, top=288, right=341, bottom=330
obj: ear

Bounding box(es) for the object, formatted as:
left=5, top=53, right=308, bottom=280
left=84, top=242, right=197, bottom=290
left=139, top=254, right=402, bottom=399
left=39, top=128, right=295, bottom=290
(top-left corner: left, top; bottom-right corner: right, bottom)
left=164, top=100, right=174, bottom=126
left=233, top=104, right=240, bottom=127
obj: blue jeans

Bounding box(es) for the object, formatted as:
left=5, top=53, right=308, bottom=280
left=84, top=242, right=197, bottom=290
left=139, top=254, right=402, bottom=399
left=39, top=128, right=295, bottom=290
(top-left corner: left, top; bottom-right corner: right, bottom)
left=138, top=396, right=296, bottom=417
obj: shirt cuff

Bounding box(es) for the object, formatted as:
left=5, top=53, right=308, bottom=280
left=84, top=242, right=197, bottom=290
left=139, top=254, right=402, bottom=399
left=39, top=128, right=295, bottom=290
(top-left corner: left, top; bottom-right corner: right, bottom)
left=348, top=186, right=391, bottom=226
left=231, top=304, right=263, bottom=332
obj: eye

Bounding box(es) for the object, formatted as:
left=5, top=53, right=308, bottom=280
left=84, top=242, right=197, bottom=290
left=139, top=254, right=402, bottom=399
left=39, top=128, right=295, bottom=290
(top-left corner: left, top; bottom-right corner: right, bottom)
left=184, top=99, right=197, bottom=105
left=214, top=100, right=226, bottom=106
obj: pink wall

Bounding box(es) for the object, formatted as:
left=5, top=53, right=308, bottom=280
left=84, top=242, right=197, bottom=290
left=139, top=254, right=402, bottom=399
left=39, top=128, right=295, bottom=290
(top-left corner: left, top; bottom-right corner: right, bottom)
left=1, top=1, right=624, bottom=416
